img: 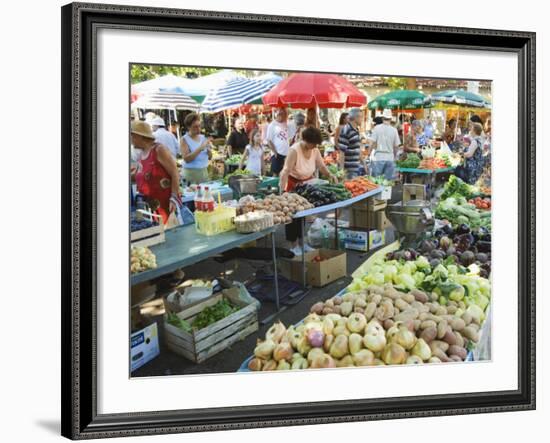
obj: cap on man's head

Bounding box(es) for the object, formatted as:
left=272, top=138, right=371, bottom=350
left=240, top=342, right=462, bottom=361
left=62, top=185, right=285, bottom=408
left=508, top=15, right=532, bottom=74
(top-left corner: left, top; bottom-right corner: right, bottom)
left=151, top=116, right=165, bottom=127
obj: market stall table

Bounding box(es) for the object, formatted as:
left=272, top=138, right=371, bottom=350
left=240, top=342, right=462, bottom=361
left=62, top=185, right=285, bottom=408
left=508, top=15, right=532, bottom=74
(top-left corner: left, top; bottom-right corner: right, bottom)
left=131, top=224, right=281, bottom=310
left=293, top=186, right=384, bottom=287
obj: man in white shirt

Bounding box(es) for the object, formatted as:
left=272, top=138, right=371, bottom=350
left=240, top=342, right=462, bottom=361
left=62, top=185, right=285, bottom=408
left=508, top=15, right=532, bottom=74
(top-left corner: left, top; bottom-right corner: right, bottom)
left=151, top=116, right=180, bottom=159
left=368, top=111, right=401, bottom=180
left=266, top=108, right=293, bottom=176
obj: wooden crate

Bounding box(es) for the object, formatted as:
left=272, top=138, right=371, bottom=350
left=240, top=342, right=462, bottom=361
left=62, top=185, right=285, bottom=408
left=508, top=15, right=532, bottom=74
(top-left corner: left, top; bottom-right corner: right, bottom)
left=131, top=223, right=165, bottom=248
left=164, top=292, right=258, bottom=363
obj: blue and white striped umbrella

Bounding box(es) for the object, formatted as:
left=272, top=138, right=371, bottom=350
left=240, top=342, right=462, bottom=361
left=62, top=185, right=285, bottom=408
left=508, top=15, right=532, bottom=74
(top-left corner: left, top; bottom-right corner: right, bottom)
left=200, top=75, right=281, bottom=113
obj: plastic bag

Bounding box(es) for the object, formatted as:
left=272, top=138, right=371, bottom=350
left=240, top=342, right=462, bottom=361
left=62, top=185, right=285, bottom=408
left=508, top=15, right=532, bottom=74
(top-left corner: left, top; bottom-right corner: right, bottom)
left=307, top=218, right=335, bottom=248
left=223, top=281, right=261, bottom=310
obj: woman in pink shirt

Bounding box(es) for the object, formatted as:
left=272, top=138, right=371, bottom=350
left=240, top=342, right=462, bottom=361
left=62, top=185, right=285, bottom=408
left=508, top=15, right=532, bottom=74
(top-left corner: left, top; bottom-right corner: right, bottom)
left=280, top=127, right=336, bottom=254
left=280, top=127, right=335, bottom=192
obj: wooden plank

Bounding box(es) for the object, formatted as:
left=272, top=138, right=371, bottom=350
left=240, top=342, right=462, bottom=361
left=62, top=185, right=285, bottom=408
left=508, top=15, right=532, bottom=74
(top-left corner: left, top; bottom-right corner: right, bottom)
left=165, top=341, right=196, bottom=361
left=178, top=293, right=223, bottom=323
left=131, top=225, right=163, bottom=241
left=132, top=232, right=165, bottom=248
left=164, top=332, right=195, bottom=354
left=163, top=320, right=194, bottom=344
left=196, top=321, right=259, bottom=363
left=195, top=313, right=257, bottom=353
left=194, top=303, right=256, bottom=341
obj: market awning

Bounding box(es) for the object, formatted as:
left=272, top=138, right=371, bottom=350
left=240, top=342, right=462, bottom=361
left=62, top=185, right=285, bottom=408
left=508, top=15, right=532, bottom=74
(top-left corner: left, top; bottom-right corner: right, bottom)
left=367, top=90, right=432, bottom=110
left=131, top=91, right=200, bottom=111
left=200, top=75, right=282, bottom=113
left=262, top=73, right=367, bottom=109
left=131, top=74, right=190, bottom=95
left=430, top=90, right=491, bottom=108
left=161, top=70, right=241, bottom=103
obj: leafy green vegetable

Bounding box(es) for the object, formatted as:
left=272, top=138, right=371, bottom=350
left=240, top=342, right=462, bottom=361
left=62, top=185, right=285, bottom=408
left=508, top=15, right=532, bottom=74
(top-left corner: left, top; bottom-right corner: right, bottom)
left=441, top=175, right=476, bottom=200
left=366, top=175, right=394, bottom=186
left=396, top=153, right=421, bottom=169
left=226, top=154, right=243, bottom=165
left=167, top=313, right=192, bottom=332
left=223, top=168, right=253, bottom=184
left=192, top=299, right=240, bottom=330
left=327, top=164, right=345, bottom=179
left=435, top=196, right=491, bottom=229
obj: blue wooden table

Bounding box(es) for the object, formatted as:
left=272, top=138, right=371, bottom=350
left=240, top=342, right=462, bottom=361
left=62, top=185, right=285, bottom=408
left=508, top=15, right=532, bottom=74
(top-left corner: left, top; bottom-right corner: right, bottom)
left=131, top=225, right=280, bottom=308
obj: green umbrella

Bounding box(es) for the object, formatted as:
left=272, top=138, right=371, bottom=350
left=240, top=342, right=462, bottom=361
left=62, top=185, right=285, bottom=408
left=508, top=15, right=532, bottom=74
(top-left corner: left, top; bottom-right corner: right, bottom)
left=368, top=89, right=432, bottom=110
left=431, top=90, right=491, bottom=108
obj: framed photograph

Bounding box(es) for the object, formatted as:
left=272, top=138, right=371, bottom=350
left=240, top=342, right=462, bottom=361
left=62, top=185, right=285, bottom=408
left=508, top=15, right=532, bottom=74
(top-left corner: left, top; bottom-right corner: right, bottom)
left=61, top=2, right=536, bottom=439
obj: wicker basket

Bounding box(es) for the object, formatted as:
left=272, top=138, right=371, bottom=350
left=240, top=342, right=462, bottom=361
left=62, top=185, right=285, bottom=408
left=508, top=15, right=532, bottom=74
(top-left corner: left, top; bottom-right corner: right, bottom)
left=234, top=210, right=274, bottom=233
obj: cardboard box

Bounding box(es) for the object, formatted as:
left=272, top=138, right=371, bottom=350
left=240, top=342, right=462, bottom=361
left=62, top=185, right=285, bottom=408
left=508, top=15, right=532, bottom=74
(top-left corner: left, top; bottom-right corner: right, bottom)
left=380, top=186, right=392, bottom=200
left=280, top=249, right=347, bottom=287
left=130, top=322, right=160, bottom=372
left=344, top=228, right=386, bottom=251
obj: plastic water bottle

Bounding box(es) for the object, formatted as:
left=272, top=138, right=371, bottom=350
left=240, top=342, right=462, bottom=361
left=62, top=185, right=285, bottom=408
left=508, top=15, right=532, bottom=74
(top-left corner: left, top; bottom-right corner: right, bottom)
left=203, top=186, right=215, bottom=212
left=194, top=186, right=203, bottom=212
left=321, top=225, right=329, bottom=249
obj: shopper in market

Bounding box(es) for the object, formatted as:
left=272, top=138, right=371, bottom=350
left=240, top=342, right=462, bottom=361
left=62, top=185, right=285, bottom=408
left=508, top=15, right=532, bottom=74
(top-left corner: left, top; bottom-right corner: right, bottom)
left=150, top=116, right=180, bottom=160
left=454, top=122, right=486, bottom=185
left=131, top=120, right=181, bottom=224
left=244, top=113, right=259, bottom=137
left=280, top=127, right=337, bottom=254
left=290, top=112, right=306, bottom=144
left=367, top=110, right=401, bottom=180
left=338, top=107, right=363, bottom=178
left=266, top=107, right=291, bottom=176
left=402, top=119, right=423, bottom=154
left=305, top=107, right=320, bottom=128
left=443, top=118, right=458, bottom=148
left=226, top=116, right=249, bottom=156
left=423, top=115, right=435, bottom=139
left=180, top=112, right=212, bottom=185
left=239, top=128, right=265, bottom=176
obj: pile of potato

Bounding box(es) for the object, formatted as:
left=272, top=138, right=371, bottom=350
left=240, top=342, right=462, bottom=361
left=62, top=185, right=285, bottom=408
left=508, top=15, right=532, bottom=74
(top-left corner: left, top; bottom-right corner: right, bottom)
left=240, top=193, right=314, bottom=225
left=248, top=283, right=483, bottom=371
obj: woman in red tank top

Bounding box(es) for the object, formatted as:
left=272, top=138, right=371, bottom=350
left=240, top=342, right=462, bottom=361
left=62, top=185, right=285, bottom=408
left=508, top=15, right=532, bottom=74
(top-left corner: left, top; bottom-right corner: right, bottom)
left=131, top=120, right=180, bottom=224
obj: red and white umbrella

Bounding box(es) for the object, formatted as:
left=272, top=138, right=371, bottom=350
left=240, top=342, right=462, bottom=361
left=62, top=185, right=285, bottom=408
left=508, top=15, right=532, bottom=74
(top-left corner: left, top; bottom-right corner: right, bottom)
left=262, top=73, right=367, bottom=109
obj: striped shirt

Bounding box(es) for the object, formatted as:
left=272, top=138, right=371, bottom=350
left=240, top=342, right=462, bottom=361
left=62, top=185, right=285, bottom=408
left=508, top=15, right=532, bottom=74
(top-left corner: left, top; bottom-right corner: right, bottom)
left=338, top=122, right=361, bottom=172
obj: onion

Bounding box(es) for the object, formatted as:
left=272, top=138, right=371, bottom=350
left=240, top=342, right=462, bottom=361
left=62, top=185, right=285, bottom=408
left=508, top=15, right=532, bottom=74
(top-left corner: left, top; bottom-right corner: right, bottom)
left=340, top=301, right=353, bottom=317
left=285, top=327, right=301, bottom=349
left=336, top=355, right=355, bottom=368
left=273, top=342, right=294, bottom=362
left=291, top=357, right=308, bottom=370
left=325, top=313, right=342, bottom=324
left=352, top=349, right=375, bottom=367
left=323, top=334, right=334, bottom=353
left=412, top=338, right=432, bottom=361
left=332, top=326, right=350, bottom=337
left=304, top=313, right=321, bottom=324
left=365, top=320, right=385, bottom=336
left=329, top=334, right=349, bottom=359
left=322, top=318, right=335, bottom=336
left=265, top=321, right=286, bottom=343
left=348, top=333, right=363, bottom=355
left=307, top=347, right=324, bottom=364
left=248, top=358, right=264, bottom=371
left=310, top=354, right=336, bottom=369
left=332, top=296, right=343, bottom=305
left=395, top=326, right=417, bottom=351
left=291, top=352, right=302, bottom=363
left=296, top=335, right=312, bottom=356
left=346, top=313, right=367, bottom=334
left=428, top=356, right=442, bottom=364
left=373, top=358, right=386, bottom=366
left=406, top=355, right=424, bottom=365
left=276, top=360, right=291, bottom=371
left=325, top=299, right=335, bottom=309
left=262, top=360, right=277, bottom=371
left=254, top=339, right=276, bottom=360
left=363, top=333, right=386, bottom=352
left=382, top=343, right=407, bottom=365
left=307, top=329, right=325, bottom=348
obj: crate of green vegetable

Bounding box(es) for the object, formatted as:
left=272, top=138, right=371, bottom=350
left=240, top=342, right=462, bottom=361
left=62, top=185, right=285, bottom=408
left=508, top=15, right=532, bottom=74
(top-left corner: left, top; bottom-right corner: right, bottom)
left=164, top=290, right=259, bottom=363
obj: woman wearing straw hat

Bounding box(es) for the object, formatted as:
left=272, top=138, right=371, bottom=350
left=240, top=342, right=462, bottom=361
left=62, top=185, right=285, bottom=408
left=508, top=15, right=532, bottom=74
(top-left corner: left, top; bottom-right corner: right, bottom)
left=131, top=120, right=181, bottom=224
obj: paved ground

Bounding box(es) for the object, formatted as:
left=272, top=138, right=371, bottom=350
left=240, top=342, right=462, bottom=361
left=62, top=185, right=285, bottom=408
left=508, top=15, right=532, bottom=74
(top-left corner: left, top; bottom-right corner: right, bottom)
left=132, top=222, right=393, bottom=377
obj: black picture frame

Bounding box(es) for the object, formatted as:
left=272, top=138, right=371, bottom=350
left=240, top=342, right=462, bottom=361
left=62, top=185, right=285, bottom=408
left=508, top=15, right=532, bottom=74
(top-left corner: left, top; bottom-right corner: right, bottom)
left=61, top=2, right=536, bottom=439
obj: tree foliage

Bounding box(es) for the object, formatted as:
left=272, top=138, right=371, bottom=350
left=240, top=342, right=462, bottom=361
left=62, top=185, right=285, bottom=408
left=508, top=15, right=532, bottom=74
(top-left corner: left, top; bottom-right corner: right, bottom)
left=130, top=65, right=223, bottom=84
left=386, top=77, right=408, bottom=90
